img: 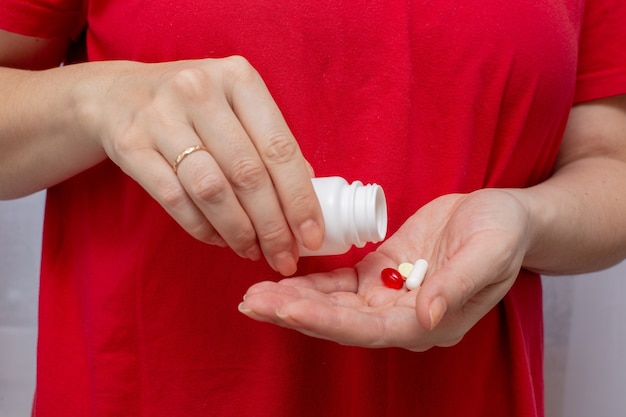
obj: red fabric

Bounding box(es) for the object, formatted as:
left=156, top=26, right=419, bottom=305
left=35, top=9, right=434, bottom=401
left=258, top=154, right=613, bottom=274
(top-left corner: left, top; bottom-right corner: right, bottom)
left=1, top=0, right=626, bottom=416
left=575, top=0, right=626, bottom=103
left=0, top=0, right=85, bottom=38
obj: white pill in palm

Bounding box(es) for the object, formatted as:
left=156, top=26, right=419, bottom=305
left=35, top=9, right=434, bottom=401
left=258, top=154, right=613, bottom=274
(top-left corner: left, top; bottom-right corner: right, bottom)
left=405, top=259, right=428, bottom=290
left=398, top=262, right=414, bottom=278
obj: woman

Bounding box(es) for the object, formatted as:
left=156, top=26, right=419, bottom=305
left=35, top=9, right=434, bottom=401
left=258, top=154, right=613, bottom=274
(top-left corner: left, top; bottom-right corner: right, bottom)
left=1, top=0, right=626, bottom=415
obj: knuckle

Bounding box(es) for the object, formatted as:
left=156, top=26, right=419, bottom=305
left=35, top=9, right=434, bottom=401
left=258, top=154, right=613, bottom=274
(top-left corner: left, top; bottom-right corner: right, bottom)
left=283, top=189, right=314, bottom=217
left=188, top=172, right=229, bottom=204
left=222, top=55, right=257, bottom=83
left=187, top=220, right=221, bottom=245
left=261, top=132, right=300, bottom=165
left=108, top=119, right=146, bottom=160
left=231, top=226, right=258, bottom=249
left=157, top=180, right=188, bottom=210
left=186, top=221, right=215, bottom=243
left=110, top=132, right=136, bottom=158
left=256, top=220, right=291, bottom=246
left=229, top=158, right=267, bottom=193
left=168, top=66, right=213, bottom=101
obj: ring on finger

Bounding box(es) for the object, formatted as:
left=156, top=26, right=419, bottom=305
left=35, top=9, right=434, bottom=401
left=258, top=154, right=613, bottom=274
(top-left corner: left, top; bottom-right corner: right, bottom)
left=172, top=145, right=210, bottom=173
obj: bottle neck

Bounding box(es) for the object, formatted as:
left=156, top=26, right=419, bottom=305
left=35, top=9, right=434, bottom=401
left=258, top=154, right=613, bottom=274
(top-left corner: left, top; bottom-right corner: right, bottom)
left=299, top=177, right=387, bottom=256
left=348, top=181, right=387, bottom=247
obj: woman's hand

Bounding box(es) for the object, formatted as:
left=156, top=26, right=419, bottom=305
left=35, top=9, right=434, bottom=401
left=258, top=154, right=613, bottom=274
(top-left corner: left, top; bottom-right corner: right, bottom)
left=2, top=47, right=325, bottom=275
left=75, top=57, right=324, bottom=276
left=239, top=189, right=530, bottom=350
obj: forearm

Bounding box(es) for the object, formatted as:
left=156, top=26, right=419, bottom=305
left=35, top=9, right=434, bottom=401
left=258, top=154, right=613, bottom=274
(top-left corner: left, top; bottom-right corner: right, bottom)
left=517, top=157, right=626, bottom=274
left=518, top=96, right=626, bottom=275
left=0, top=64, right=109, bottom=199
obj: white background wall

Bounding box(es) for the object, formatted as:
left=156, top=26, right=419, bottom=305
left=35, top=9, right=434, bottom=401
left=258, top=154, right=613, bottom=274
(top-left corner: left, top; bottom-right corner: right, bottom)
left=0, top=193, right=43, bottom=417
left=0, top=193, right=625, bottom=416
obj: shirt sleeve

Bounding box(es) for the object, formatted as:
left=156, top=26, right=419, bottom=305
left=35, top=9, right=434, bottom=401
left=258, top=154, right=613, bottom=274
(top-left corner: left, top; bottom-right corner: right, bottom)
left=575, top=0, right=626, bottom=103
left=0, top=0, right=86, bottom=39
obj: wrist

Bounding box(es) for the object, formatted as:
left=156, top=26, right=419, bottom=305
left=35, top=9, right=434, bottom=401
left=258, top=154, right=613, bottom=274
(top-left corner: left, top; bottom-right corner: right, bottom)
left=502, top=187, right=556, bottom=274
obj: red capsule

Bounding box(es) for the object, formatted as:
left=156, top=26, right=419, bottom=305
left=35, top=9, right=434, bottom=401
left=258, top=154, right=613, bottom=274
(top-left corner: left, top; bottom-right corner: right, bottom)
left=381, top=267, right=404, bottom=289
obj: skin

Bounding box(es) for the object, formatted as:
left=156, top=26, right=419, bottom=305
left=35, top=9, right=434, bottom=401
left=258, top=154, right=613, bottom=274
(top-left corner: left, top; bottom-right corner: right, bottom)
left=0, top=30, right=325, bottom=276
left=239, top=95, right=626, bottom=351
left=2, top=31, right=626, bottom=352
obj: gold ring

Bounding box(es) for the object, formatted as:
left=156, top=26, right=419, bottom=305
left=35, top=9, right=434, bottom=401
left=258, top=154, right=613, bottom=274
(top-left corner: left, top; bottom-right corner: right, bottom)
left=173, top=145, right=209, bottom=173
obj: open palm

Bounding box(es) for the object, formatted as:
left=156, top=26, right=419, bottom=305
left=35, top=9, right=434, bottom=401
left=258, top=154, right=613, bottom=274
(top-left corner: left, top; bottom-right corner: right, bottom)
left=240, top=189, right=531, bottom=351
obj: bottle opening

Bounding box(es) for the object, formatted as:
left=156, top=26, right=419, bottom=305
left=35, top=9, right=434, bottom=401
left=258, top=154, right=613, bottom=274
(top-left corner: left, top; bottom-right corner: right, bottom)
left=353, top=183, right=387, bottom=246
left=299, top=177, right=388, bottom=256
left=373, top=185, right=388, bottom=241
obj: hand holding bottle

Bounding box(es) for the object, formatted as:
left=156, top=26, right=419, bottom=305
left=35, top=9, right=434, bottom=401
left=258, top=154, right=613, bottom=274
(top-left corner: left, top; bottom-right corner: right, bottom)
left=1, top=55, right=326, bottom=276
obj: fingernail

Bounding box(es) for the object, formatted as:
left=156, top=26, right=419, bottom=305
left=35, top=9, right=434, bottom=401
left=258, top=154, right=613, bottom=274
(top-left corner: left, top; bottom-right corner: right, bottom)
left=244, top=245, right=262, bottom=261
left=275, top=309, right=289, bottom=319
left=238, top=302, right=252, bottom=314
left=298, top=219, right=323, bottom=251
left=429, top=297, right=447, bottom=330
left=272, top=251, right=297, bottom=276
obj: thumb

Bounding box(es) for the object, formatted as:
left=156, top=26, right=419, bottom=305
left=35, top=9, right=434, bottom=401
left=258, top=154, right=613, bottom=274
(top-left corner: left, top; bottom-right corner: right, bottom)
left=415, top=241, right=515, bottom=331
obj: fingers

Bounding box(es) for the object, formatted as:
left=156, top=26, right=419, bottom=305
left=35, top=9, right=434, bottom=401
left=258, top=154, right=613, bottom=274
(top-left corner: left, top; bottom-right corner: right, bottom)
left=174, top=145, right=264, bottom=260
left=175, top=57, right=324, bottom=274
left=239, top=190, right=529, bottom=350
left=277, top=268, right=360, bottom=293
left=186, top=96, right=300, bottom=272
left=240, top=260, right=439, bottom=350
left=224, top=57, right=325, bottom=251
left=240, top=280, right=422, bottom=349
left=415, top=236, right=519, bottom=332
left=113, top=132, right=229, bottom=248
left=104, top=57, right=325, bottom=275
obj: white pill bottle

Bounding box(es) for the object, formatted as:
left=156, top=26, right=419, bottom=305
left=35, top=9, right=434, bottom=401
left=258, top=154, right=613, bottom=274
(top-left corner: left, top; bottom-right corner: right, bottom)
left=299, top=176, right=388, bottom=256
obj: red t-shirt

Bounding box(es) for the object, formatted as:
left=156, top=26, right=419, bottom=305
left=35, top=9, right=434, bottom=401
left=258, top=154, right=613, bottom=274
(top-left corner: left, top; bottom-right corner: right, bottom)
left=2, top=1, right=626, bottom=416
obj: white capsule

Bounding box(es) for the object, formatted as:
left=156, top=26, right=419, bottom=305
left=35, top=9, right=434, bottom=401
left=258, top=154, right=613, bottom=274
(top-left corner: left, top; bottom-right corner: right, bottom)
left=405, top=259, right=428, bottom=290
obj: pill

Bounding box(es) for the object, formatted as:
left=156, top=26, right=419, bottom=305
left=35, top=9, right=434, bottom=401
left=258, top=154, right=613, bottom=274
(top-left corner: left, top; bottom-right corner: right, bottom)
left=405, top=259, right=428, bottom=290
left=381, top=267, right=404, bottom=289
left=398, top=262, right=414, bottom=278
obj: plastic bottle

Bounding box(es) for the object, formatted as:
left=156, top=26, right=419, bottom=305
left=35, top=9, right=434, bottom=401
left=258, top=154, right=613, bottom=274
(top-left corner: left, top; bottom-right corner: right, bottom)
left=299, top=176, right=388, bottom=256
